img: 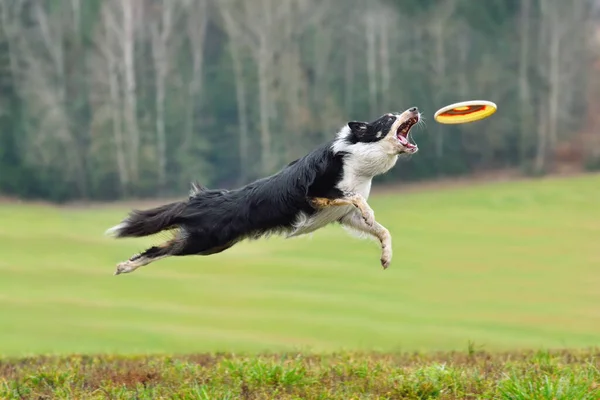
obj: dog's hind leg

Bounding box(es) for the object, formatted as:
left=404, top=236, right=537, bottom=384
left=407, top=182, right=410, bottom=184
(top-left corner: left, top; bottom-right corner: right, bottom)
left=114, top=230, right=238, bottom=275
left=114, top=238, right=180, bottom=276
left=339, top=212, right=393, bottom=270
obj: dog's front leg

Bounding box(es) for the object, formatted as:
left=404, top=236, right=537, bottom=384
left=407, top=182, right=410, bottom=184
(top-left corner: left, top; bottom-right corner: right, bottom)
left=310, top=193, right=375, bottom=227
left=339, top=212, right=393, bottom=269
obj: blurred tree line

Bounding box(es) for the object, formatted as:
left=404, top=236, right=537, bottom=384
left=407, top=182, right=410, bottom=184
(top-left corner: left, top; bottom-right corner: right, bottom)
left=0, top=0, right=597, bottom=202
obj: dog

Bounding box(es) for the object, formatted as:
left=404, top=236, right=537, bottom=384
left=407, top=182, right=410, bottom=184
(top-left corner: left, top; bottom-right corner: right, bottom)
left=106, top=107, right=421, bottom=275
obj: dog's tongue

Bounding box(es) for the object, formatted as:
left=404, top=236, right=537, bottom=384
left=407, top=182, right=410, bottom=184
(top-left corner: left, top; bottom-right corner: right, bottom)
left=398, top=134, right=416, bottom=148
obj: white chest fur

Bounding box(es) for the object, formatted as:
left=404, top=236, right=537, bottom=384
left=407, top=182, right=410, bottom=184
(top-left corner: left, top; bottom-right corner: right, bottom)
left=339, top=141, right=399, bottom=178
left=334, top=137, right=400, bottom=196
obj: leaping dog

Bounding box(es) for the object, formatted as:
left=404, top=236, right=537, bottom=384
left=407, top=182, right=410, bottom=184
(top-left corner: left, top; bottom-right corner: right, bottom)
left=106, top=107, right=422, bottom=275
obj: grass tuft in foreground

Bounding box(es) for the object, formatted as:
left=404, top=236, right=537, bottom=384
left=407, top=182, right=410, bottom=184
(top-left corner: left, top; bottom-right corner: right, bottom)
left=2, top=349, right=600, bottom=399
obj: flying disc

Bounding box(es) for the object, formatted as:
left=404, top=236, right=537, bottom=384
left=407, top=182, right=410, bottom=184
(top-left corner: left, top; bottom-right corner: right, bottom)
left=434, top=100, right=497, bottom=124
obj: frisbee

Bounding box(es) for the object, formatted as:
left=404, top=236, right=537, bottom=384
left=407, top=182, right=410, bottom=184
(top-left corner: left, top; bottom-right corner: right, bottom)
left=434, top=100, right=497, bottom=124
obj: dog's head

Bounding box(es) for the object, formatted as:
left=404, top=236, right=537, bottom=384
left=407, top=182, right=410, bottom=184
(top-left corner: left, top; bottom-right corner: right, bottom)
left=332, top=107, right=422, bottom=176
left=345, top=107, right=420, bottom=155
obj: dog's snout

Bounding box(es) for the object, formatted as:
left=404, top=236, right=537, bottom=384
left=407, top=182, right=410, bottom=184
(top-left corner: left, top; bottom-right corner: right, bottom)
left=408, top=107, right=418, bottom=113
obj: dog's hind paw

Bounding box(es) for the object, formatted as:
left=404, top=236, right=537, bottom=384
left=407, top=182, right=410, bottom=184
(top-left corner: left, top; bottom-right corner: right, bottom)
left=114, top=260, right=137, bottom=276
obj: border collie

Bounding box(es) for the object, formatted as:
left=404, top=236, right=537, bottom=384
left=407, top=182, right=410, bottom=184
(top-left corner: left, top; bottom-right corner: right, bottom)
left=106, top=107, right=421, bottom=275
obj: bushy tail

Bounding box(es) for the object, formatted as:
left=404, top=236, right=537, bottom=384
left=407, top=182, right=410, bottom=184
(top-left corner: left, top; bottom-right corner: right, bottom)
left=105, top=201, right=187, bottom=238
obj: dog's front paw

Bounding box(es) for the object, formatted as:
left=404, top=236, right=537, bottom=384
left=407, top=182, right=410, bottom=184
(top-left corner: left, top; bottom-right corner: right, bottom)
left=380, top=256, right=391, bottom=269
left=380, top=247, right=392, bottom=269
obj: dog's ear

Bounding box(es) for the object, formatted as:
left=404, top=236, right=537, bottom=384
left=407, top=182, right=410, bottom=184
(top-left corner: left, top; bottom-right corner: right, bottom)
left=348, top=121, right=369, bottom=136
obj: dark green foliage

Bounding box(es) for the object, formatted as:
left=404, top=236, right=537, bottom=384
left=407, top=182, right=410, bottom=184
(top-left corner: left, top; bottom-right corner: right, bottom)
left=0, top=0, right=594, bottom=201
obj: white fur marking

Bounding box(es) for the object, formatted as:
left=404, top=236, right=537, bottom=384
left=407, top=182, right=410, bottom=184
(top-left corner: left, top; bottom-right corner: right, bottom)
left=105, top=222, right=127, bottom=237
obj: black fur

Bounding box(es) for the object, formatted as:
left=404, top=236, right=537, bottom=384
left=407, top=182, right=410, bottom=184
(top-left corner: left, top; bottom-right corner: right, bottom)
left=114, top=201, right=187, bottom=238
left=110, top=141, right=347, bottom=257
left=344, top=114, right=397, bottom=144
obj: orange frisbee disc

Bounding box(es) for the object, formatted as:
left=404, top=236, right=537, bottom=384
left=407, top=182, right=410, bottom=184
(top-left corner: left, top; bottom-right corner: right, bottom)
left=434, top=100, right=497, bottom=124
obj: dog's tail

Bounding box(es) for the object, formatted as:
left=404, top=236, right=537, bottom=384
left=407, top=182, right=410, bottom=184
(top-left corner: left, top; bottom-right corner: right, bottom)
left=105, top=200, right=188, bottom=238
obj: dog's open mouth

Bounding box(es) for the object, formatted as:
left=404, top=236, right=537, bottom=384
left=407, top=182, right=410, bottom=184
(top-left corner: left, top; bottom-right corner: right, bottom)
left=396, top=116, right=419, bottom=150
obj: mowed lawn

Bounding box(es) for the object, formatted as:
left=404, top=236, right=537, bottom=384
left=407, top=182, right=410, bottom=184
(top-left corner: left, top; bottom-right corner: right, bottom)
left=1, top=174, right=599, bottom=357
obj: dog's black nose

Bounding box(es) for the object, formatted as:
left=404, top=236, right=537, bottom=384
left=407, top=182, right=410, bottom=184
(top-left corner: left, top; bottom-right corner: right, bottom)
left=408, top=107, right=418, bottom=112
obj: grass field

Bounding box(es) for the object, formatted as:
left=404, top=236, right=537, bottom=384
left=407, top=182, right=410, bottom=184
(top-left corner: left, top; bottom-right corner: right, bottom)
left=1, top=174, right=600, bottom=358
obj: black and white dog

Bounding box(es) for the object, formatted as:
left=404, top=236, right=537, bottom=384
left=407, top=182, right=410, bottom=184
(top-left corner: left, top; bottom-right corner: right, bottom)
left=106, top=107, right=421, bottom=275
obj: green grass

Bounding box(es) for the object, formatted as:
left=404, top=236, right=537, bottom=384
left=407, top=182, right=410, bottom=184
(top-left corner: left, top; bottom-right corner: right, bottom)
left=2, top=350, right=600, bottom=399
left=1, top=174, right=600, bottom=357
